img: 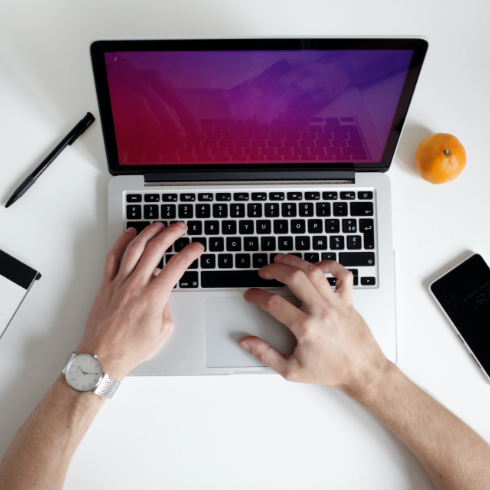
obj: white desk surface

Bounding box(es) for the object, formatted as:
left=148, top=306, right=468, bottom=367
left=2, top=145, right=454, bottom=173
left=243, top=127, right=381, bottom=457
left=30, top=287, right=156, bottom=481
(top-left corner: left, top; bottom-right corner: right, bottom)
left=1, top=1, right=490, bottom=488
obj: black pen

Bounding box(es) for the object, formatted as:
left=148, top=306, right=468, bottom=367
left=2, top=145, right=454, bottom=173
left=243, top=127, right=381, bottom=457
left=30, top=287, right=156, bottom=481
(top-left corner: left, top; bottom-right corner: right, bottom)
left=5, top=112, right=95, bottom=208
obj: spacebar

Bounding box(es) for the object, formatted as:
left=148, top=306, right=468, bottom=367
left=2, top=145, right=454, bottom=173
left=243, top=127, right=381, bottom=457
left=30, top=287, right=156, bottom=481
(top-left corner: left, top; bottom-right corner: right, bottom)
left=201, top=271, right=284, bottom=288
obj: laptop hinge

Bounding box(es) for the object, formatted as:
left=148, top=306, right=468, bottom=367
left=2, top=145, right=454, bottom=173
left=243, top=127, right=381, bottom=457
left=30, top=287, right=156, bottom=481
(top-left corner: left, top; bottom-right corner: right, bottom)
left=144, top=167, right=355, bottom=185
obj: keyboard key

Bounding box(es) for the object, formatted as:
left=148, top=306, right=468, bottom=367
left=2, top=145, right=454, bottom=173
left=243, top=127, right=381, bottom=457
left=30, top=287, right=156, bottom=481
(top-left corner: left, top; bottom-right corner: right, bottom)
left=216, top=193, right=232, bottom=201
left=305, top=192, right=320, bottom=200
left=187, top=258, right=199, bottom=270
left=187, top=221, right=202, bottom=235
left=339, top=252, right=375, bottom=267
left=180, top=193, right=195, bottom=202
left=316, top=202, right=331, bottom=217
left=213, top=204, right=228, bottom=218
left=126, top=221, right=150, bottom=234
left=253, top=254, right=268, bottom=268
left=201, top=271, right=283, bottom=288
left=198, top=193, right=213, bottom=201
left=347, top=235, right=362, bottom=249
left=201, top=254, right=216, bottom=269
left=226, top=237, right=241, bottom=251
left=192, top=237, right=206, bottom=251
left=144, top=194, right=160, bottom=202
left=261, top=237, right=276, bottom=251
left=204, top=221, right=220, bottom=235
left=308, top=219, right=323, bottom=233
left=236, top=254, right=251, bottom=268
left=256, top=220, right=272, bottom=234
left=273, top=220, right=289, bottom=234
left=239, top=220, right=254, bottom=234
left=174, top=238, right=190, bottom=252
left=161, top=204, right=176, bottom=219
left=328, top=277, right=337, bottom=286
left=248, top=203, right=262, bottom=217
left=330, top=236, right=345, bottom=250
left=358, top=191, right=373, bottom=200
left=322, top=192, right=338, bottom=200
left=361, top=277, right=376, bottom=286
left=359, top=219, right=375, bottom=249
left=162, top=194, right=178, bottom=202
left=269, top=192, right=285, bottom=201
left=278, top=236, right=293, bottom=250
left=218, top=254, right=233, bottom=269
left=144, top=205, right=159, bottom=219
left=321, top=252, right=337, bottom=261
left=264, top=203, right=280, bottom=217
left=313, top=236, right=327, bottom=250
left=126, top=205, right=141, bottom=219
left=325, top=219, right=340, bottom=233
left=351, top=202, right=374, bottom=216
left=295, top=236, right=310, bottom=250
left=333, top=202, right=348, bottom=216
left=196, top=204, right=211, bottom=218
left=209, top=237, right=224, bottom=251
left=179, top=271, right=198, bottom=288
left=342, top=219, right=357, bottom=233
left=234, top=192, right=249, bottom=201
left=127, top=194, right=142, bottom=202
left=304, top=253, right=320, bottom=263
left=222, top=220, right=237, bottom=235
left=287, top=192, right=303, bottom=200
left=291, top=219, right=306, bottom=234
left=252, top=193, right=267, bottom=201
left=165, top=254, right=174, bottom=265
left=244, top=237, right=259, bottom=251
left=178, top=204, right=193, bottom=219
left=299, top=202, right=314, bottom=217
left=340, top=191, right=356, bottom=200
left=282, top=203, right=297, bottom=217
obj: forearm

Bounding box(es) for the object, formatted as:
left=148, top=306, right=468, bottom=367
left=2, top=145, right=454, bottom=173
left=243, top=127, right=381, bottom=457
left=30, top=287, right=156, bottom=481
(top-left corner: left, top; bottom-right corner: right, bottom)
left=349, top=362, right=490, bottom=490
left=0, top=375, right=105, bottom=490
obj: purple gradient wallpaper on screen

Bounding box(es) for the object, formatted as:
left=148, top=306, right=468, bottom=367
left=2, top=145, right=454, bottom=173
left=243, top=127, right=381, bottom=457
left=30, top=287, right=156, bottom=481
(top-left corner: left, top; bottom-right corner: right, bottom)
left=104, top=49, right=413, bottom=166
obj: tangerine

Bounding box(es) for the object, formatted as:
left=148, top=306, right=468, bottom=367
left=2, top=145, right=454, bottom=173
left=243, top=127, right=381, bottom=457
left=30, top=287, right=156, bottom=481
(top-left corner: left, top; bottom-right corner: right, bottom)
left=415, top=133, right=466, bottom=184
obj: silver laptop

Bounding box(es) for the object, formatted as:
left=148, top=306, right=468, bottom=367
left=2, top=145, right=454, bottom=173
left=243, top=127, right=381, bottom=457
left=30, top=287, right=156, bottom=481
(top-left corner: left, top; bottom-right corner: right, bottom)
left=91, top=38, right=428, bottom=375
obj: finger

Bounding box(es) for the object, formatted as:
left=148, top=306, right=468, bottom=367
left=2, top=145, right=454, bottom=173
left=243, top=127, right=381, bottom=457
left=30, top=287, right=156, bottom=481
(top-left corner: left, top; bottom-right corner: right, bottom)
left=314, top=260, right=354, bottom=303
left=257, top=261, right=325, bottom=306
left=153, top=242, right=205, bottom=296
left=117, top=222, right=168, bottom=278
left=132, top=222, right=189, bottom=281
left=244, top=288, right=305, bottom=337
left=239, top=336, right=291, bottom=377
left=103, top=227, right=137, bottom=283
left=270, top=253, right=335, bottom=299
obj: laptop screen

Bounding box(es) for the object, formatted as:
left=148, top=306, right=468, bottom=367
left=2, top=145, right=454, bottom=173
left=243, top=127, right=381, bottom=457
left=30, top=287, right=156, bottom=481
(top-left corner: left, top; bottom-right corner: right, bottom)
left=91, top=39, right=427, bottom=174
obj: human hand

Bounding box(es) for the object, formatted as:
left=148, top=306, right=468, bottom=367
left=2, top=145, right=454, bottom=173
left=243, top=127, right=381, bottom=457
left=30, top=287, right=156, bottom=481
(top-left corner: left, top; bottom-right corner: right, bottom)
left=76, top=222, right=204, bottom=381
left=240, top=254, right=389, bottom=395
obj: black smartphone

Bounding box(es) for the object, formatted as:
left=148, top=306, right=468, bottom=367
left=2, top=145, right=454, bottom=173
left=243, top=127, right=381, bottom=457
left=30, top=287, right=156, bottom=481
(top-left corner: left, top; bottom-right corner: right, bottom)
left=430, top=254, right=490, bottom=381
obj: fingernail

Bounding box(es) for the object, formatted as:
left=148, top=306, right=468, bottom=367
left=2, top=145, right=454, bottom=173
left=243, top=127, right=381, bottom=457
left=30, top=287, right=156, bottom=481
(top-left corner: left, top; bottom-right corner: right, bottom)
left=176, top=221, right=187, bottom=229
left=274, top=253, right=285, bottom=262
left=195, top=242, right=205, bottom=251
left=125, top=227, right=136, bottom=233
left=154, top=222, right=165, bottom=228
left=241, top=343, right=250, bottom=352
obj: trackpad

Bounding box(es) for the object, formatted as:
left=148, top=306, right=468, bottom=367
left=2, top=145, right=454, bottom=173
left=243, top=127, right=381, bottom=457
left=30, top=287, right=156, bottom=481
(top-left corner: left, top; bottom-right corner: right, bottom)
left=205, top=297, right=298, bottom=368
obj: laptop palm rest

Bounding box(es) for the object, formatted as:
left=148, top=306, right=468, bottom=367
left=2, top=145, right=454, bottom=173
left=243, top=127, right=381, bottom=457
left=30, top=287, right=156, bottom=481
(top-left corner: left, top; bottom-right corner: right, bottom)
left=205, top=297, right=298, bottom=369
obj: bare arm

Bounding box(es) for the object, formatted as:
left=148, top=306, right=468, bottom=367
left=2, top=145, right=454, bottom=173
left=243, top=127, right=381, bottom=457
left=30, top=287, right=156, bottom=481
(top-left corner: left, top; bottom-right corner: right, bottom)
left=240, top=254, right=490, bottom=490
left=0, top=222, right=204, bottom=489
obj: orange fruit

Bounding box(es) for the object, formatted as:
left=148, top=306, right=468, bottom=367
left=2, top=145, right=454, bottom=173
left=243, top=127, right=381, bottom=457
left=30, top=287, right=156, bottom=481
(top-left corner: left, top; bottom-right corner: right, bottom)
left=415, top=133, right=466, bottom=184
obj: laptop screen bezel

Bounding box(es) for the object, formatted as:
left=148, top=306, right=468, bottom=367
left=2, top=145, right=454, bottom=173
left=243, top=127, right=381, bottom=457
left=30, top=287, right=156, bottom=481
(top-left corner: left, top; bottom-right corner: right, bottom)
left=90, top=38, right=428, bottom=176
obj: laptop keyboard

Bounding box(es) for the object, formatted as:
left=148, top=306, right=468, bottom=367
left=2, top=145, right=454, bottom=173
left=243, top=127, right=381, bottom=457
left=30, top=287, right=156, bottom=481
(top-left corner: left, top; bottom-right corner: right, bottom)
left=125, top=188, right=377, bottom=290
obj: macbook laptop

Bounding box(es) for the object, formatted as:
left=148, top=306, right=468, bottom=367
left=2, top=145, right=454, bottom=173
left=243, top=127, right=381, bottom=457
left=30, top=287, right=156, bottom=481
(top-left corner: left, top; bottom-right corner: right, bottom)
left=90, top=38, right=428, bottom=375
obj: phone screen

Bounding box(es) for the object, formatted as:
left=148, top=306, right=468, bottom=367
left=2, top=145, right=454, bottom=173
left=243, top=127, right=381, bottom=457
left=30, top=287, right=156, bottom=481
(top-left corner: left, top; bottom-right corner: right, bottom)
left=431, top=254, right=490, bottom=377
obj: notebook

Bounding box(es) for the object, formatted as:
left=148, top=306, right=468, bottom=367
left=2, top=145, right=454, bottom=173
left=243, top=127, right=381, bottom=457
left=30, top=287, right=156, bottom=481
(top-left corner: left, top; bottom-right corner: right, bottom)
left=91, top=38, right=428, bottom=375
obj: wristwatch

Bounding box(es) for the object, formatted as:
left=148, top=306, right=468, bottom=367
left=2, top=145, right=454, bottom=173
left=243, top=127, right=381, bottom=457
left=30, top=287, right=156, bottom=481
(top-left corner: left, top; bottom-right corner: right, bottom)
left=62, top=352, right=120, bottom=399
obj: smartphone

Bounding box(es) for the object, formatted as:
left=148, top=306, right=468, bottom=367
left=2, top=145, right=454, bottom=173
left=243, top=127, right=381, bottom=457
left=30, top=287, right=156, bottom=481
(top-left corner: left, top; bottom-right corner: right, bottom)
left=430, top=253, right=490, bottom=382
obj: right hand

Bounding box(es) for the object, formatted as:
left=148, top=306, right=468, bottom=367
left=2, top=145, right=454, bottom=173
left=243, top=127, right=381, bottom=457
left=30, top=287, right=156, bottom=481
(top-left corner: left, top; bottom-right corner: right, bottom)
left=240, top=254, right=390, bottom=395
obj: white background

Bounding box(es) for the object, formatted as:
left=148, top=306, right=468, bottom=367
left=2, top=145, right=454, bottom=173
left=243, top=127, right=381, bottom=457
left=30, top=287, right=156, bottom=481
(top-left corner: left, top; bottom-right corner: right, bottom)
left=1, top=0, right=490, bottom=488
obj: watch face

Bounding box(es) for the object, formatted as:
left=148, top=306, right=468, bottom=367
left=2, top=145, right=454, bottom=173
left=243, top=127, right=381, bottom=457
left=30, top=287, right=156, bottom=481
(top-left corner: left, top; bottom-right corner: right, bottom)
left=65, top=354, right=103, bottom=392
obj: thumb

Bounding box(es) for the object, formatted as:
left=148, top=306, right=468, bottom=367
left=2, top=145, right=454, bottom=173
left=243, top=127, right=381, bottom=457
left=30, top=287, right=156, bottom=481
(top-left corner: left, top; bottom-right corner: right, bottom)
left=239, top=336, right=290, bottom=376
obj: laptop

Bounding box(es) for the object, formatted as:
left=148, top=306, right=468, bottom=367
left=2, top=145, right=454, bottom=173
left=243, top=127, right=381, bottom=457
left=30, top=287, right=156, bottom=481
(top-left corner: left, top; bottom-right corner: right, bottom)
left=90, top=38, right=428, bottom=375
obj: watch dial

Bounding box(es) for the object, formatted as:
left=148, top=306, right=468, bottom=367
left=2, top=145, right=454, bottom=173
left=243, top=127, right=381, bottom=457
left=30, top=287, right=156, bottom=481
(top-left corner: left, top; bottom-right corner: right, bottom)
left=66, top=354, right=103, bottom=392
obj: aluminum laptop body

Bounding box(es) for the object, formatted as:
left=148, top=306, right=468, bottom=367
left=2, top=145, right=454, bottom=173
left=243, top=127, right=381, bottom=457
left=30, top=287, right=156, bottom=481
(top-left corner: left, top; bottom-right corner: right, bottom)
left=91, top=38, right=428, bottom=375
